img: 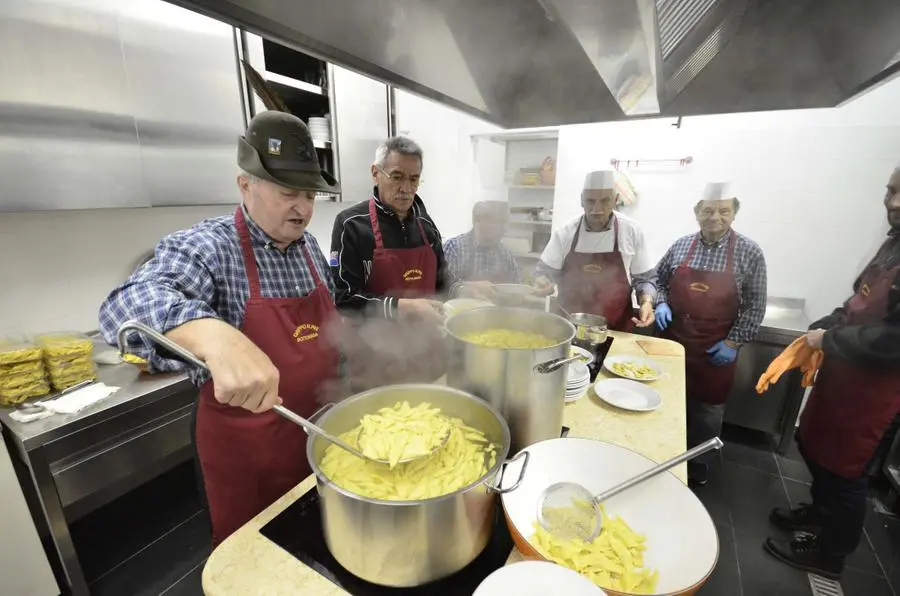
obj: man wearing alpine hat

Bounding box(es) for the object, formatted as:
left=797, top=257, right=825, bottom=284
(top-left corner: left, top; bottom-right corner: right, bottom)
left=99, top=110, right=341, bottom=546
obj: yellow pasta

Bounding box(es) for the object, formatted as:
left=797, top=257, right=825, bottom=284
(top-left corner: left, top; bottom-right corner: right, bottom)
left=357, top=402, right=453, bottom=468
left=320, top=401, right=496, bottom=500
left=611, top=362, right=656, bottom=380
left=461, top=329, right=556, bottom=349
left=0, top=344, right=43, bottom=366
left=531, top=507, right=659, bottom=594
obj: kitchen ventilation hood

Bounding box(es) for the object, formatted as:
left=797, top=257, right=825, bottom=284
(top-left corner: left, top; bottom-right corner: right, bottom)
left=168, top=0, right=900, bottom=128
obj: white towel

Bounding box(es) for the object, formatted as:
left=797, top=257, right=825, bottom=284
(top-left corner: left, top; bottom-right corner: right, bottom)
left=9, top=383, right=120, bottom=423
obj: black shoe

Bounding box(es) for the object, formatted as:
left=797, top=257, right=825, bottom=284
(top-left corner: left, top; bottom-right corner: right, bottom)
left=763, top=535, right=843, bottom=579
left=688, top=461, right=709, bottom=486
left=769, top=503, right=824, bottom=533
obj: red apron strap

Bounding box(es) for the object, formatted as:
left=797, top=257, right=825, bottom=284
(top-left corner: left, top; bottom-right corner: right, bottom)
left=368, top=198, right=385, bottom=251
left=413, top=210, right=430, bottom=248
left=568, top=218, right=583, bottom=254
left=725, top=231, right=737, bottom=274
left=234, top=207, right=263, bottom=299
left=300, top=244, right=325, bottom=289
left=611, top=215, right=620, bottom=254
left=680, top=235, right=700, bottom=268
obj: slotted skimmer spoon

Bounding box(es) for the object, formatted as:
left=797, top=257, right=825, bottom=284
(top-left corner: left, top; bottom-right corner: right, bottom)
left=116, top=320, right=448, bottom=466
left=537, top=437, right=724, bottom=542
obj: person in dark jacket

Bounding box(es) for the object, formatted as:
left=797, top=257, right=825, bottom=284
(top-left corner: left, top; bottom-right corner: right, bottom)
left=764, top=167, right=900, bottom=579
left=329, top=136, right=490, bottom=389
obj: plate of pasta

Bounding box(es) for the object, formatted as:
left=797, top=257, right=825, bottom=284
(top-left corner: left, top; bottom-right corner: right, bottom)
left=602, top=356, right=662, bottom=382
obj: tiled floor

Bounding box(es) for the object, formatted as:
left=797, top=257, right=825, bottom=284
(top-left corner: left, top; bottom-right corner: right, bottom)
left=67, top=425, right=900, bottom=595
left=695, top=425, right=900, bottom=596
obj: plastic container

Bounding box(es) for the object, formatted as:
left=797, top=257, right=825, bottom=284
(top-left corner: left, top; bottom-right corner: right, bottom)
left=0, top=342, right=43, bottom=366
left=47, top=361, right=97, bottom=391
left=35, top=333, right=94, bottom=361
left=0, top=358, right=47, bottom=377
left=0, top=379, right=51, bottom=405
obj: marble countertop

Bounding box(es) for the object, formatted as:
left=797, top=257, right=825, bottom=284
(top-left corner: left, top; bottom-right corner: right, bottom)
left=202, top=332, right=687, bottom=595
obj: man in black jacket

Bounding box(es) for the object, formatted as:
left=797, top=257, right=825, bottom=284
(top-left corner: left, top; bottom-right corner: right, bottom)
left=764, top=167, right=900, bottom=579
left=330, top=136, right=490, bottom=388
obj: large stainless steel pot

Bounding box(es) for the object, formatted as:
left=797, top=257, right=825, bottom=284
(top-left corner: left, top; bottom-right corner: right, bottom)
left=445, top=307, right=576, bottom=453
left=306, top=384, right=524, bottom=587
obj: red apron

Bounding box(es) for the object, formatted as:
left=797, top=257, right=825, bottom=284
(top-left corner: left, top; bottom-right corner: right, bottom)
left=345, top=199, right=443, bottom=390
left=798, top=256, right=900, bottom=478
left=559, top=216, right=634, bottom=331
left=663, top=233, right=740, bottom=405
left=195, top=208, right=340, bottom=546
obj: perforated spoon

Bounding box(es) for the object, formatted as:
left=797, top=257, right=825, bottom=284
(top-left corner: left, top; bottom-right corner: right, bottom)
left=115, top=320, right=445, bottom=466
left=537, top=437, right=724, bottom=542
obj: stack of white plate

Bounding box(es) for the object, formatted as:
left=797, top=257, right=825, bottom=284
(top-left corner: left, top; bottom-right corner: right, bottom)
left=565, top=360, right=590, bottom=402
left=307, top=117, right=331, bottom=145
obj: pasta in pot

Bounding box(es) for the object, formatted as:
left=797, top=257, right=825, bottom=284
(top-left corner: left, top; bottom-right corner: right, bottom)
left=460, top=329, right=556, bottom=349
left=319, top=401, right=497, bottom=501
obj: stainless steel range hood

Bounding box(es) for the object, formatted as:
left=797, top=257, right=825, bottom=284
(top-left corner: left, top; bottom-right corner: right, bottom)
left=168, top=0, right=900, bottom=128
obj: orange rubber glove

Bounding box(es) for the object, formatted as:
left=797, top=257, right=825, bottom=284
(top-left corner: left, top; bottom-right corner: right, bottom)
left=756, top=337, right=819, bottom=394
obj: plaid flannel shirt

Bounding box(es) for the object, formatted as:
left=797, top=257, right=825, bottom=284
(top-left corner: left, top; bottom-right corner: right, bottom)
left=443, top=230, right=521, bottom=283
left=99, top=206, right=336, bottom=385
left=655, top=230, right=767, bottom=344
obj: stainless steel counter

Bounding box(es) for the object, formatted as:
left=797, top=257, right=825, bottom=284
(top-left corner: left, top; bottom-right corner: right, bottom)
left=0, top=356, right=195, bottom=596
left=724, top=296, right=811, bottom=453
left=0, top=361, right=191, bottom=451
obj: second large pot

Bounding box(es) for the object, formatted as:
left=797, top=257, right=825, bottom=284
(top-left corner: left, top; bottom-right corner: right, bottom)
left=445, top=307, right=575, bottom=453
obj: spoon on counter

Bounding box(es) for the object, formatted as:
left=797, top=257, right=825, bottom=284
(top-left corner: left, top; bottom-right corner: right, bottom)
left=114, top=320, right=447, bottom=466
left=537, top=437, right=724, bottom=542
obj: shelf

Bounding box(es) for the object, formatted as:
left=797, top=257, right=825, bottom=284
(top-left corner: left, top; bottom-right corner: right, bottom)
left=509, top=220, right=551, bottom=227
left=266, top=71, right=325, bottom=96
left=312, top=140, right=332, bottom=149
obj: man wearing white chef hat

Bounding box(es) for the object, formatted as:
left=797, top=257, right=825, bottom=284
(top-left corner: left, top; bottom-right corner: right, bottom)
left=654, top=182, right=767, bottom=486
left=534, top=170, right=657, bottom=330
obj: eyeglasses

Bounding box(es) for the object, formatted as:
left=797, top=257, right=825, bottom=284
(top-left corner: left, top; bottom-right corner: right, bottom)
left=378, top=166, right=423, bottom=187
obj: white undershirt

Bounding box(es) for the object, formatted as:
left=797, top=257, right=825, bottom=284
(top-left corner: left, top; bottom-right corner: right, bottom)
left=538, top=212, right=653, bottom=282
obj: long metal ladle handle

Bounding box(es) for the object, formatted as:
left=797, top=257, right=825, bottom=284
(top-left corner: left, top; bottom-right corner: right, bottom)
left=115, top=320, right=370, bottom=461
left=593, top=437, right=724, bottom=503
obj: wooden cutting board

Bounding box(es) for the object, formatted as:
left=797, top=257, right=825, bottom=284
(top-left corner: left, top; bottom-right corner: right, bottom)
left=636, top=339, right=684, bottom=357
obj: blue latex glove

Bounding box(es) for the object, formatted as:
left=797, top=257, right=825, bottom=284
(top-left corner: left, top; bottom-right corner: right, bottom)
left=707, top=341, right=738, bottom=366
left=655, top=303, right=672, bottom=331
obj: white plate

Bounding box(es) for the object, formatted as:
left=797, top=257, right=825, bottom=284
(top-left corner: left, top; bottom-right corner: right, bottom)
left=594, top=378, right=662, bottom=412
left=603, top=355, right=663, bottom=382
left=567, top=361, right=590, bottom=384
left=568, top=345, right=594, bottom=365
left=474, top=561, right=606, bottom=596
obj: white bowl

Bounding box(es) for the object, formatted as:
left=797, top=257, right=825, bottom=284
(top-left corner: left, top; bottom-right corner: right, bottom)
left=474, top=561, right=607, bottom=596
left=500, top=438, right=718, bottom=596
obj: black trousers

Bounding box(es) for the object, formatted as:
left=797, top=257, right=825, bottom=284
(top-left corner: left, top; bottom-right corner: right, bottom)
left=797, top=415, right=900, bottom=558
left=800, top=445, right=868, bottom=557
left=686, top=397, right=725, bottom=466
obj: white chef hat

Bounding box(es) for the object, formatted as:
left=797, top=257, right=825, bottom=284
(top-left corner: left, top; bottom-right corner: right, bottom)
left=583, top=170, right=617, bottom=191
left=701, top=182, right=736, bottom=202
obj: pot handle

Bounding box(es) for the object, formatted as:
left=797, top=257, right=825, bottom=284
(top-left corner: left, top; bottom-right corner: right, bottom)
left=486, top=451, right=530, bottom=494
left=534, top=355, right=581, bottom=374
left=309, top=402, right=335, bottom=422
